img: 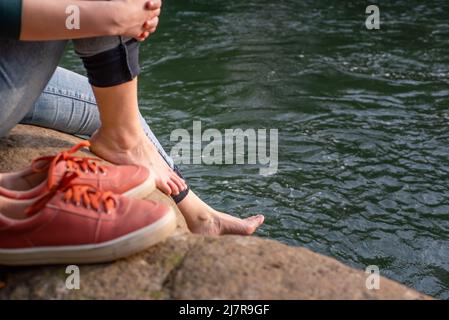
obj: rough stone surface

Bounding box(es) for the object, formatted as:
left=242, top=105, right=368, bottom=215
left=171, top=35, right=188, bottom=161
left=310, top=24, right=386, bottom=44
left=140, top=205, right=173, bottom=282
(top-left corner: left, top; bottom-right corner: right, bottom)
left=0, top=125, right=431, bottom=300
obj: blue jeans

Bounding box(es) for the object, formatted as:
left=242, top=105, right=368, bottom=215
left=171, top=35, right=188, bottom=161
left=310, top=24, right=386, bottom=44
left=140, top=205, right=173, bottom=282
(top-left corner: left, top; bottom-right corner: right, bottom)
left=0, top=37, right=186, bottom=201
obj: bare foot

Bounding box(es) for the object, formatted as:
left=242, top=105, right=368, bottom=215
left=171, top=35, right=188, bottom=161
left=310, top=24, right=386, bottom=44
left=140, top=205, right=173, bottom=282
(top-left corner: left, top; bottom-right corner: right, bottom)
left=89, top=129, right=186, bottom=196
left=177, top=191, right=265, bottom=235
left=190, top=210, right=265, bottom=235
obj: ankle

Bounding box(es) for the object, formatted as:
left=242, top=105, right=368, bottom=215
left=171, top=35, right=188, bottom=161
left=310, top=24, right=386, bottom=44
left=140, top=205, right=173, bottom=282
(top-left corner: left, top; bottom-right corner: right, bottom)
left=92, top=127, right=145, bottom=151
left=182, top=207, right=215, bottom=229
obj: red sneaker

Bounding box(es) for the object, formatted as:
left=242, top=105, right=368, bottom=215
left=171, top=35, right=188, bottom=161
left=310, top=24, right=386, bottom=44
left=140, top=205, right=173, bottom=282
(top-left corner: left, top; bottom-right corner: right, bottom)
left=0, top=173, right=176, bottom=266
left=0, top=141, right=154, bottom=200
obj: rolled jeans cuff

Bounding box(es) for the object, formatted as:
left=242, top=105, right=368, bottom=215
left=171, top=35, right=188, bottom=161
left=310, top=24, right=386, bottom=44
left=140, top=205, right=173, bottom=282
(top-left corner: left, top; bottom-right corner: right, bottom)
left=78, top=38, right=140, bottom=88
left=172, top=165, right=190, bottom=204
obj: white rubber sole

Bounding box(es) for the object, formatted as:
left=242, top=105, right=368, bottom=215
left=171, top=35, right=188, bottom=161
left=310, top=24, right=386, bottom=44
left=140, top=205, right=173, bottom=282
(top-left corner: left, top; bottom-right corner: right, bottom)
left=0, top=209, right=176, bottom=266
left=123, top=174, right=156, bottom=199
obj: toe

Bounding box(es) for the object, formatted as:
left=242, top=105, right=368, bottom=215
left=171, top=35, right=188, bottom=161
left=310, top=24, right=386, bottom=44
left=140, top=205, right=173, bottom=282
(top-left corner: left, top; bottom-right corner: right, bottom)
left=249, top=214, right=265, bottom=225
left=255, top=214, right=265, bottom=224
left=167, top=180, right=180, bottom=195
left=244, top=215, right=265, bottom=234
left=172, top=172, right=187, bottom=191
left=157, top=179, right=171, bottom=195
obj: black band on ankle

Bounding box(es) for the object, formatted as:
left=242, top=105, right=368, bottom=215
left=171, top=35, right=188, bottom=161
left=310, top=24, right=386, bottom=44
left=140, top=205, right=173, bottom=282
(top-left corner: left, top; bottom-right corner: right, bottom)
left=172, top=165, right=190, bottom=204
left=78, top=38, right=140, bottom=88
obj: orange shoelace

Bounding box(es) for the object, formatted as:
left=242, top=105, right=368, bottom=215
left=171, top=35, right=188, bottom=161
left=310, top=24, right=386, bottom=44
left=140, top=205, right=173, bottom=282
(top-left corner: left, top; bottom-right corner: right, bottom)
left=31, top=141, right=106, bottom=189
left=25, top=171, right=117, bottom=216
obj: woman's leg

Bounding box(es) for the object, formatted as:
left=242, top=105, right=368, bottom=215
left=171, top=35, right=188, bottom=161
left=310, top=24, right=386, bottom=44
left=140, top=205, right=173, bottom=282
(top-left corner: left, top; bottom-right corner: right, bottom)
left=72, top=36, right=186, bottom=197
left=22, top=66, right=264, bottom=235
left=0, top=39, right=67, bottom=137
left=21, top=66, right=174, bottom=165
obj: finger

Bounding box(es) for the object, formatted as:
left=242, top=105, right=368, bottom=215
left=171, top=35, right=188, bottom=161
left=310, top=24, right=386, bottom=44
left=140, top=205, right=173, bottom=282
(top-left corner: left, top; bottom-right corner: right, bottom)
left=146, top=8, right=161, bottom=20
left=145, top=0, right=161, bottom=11
left=167, top=180, right=180, bottom=196
left=151, top=16, right=159, bottom=29
left=151, top=8, right=161, bottom=18
left=142, top=27, right=157, bottom=37
left=143, top=17, right=158, bottom=30
left=147, top=10, right=161, bottom=24
left=135, top=31, right=149, bottom=41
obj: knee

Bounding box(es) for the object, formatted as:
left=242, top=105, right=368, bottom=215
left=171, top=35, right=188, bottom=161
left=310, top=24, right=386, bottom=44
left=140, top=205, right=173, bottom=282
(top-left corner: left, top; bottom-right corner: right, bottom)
left=73, top=37, right=140, bottom=88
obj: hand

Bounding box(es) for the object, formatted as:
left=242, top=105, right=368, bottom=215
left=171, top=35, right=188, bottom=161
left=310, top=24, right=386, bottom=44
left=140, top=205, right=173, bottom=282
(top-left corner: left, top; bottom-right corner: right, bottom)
left=136, top=1, right=161, bottom=42
left=112, top=0, right=162, bottom=40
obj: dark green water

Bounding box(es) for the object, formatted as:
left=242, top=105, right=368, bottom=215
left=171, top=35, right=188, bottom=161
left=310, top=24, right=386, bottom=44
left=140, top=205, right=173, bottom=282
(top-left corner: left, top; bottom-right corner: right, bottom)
left=62, top=0, right=449, bottom=298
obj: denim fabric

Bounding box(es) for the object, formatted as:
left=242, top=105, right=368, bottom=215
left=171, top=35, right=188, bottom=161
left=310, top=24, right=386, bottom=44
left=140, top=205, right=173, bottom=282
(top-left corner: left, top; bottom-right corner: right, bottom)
left=0, top=39, right=67, bottom=136
left=74, top=36, right=132, bottom=58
